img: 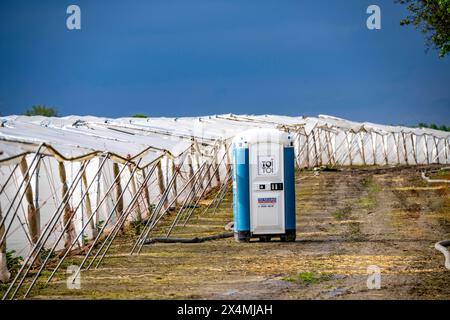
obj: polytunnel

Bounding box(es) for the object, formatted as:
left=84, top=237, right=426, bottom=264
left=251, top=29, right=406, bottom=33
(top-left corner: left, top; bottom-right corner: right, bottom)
left=0, top=113, right=449, bottom=298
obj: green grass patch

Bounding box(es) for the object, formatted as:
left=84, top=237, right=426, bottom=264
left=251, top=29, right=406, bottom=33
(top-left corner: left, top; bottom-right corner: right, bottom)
left=282, top=271, right=332, bottom=284
left=358, top=197, right=376, bottom=209
left=359, top=177, right=379, bottom=210
left=429, top=170, right=450, bottom=180
left=332, top=205, right=352, bottom=220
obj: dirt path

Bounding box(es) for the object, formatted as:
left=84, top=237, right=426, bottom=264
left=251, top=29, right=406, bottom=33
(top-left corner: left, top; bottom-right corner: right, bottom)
left=9, top=166, right=449, bottom=299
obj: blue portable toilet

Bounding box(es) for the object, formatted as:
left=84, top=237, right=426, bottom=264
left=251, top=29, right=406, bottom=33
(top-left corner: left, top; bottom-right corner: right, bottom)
left=232, top=128, right=296, bottom=242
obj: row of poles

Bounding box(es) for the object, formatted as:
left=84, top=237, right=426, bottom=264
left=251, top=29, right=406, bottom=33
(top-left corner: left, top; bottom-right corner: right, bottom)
left=205, top=114, right=449, bottom=167
left=292, top=127, right=450, bottom=168
left=0, top=139, right=233, bottom=299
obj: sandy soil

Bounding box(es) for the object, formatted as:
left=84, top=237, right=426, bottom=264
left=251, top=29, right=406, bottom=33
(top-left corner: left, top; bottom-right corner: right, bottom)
left=5, top=165, right=450, bottom=299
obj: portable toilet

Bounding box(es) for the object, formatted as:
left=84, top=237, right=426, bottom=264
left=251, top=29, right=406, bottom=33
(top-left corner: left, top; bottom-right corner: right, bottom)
left=231, top=128, right=296, bottom=242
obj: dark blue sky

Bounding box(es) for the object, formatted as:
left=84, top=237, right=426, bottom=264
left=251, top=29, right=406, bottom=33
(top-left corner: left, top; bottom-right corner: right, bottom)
left=0, top=0, right=449, bottom=125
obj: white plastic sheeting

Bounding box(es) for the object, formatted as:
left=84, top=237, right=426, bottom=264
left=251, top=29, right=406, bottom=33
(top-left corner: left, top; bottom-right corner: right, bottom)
left=0, top=114, right=449, bottom=259
left=2, top=114, right=448, bottom=167
left=0, top=115, right=191, bottom=166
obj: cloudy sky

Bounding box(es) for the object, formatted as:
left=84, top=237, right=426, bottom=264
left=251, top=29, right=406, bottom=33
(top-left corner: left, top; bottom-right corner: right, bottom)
left=0, top=0, right=449, bottom=125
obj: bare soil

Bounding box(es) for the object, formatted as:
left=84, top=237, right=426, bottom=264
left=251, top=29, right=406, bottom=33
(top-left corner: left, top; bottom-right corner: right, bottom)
left=8, top=166, right=450, bottom=299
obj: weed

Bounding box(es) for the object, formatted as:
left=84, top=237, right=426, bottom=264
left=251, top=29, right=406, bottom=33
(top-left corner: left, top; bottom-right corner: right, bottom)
left=39, top=247, right=55, bottom=261
left=82, top=233, right=88, bottom=246
left=6, top=250, right=23, bottom=276
left=131, top=220, right=146, bottom=235
left=96, top=220, right=105, bottom=232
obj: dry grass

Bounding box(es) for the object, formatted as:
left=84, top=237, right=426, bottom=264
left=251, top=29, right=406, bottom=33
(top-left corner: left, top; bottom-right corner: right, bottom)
left=3, top=165, right=449, bottom=300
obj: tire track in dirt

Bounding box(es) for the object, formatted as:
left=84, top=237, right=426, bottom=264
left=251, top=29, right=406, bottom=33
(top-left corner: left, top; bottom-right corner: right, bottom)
left=333, top=168, right=450, bottom=299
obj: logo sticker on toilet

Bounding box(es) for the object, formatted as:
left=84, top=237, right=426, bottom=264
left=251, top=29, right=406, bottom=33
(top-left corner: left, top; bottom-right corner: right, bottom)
left=257, top=197, right=277, bottom=208
left=258, top=156, right=276, bottom=176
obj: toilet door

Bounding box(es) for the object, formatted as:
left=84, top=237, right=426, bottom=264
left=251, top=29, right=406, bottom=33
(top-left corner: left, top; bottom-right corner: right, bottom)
left=248, top=141, right=285, bottom=235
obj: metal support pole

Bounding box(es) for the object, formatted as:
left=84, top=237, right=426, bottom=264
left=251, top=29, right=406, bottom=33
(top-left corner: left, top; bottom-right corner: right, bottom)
left=91, top=164, right=158, bottom=269
left=317, top=129, right=323, bottom=166
left=164, top=162, right=208, bottom=238
left=9, top=160, right=89, bottom=299
left=175, top=155, right=218, bottom=227
left=45, top=155, right=127, bottom=283
left=151, top=162, right=207, bottom=237
left=112, top=162, right=125, bottom=231
left=141, top=167, right=152, bottom=219
left=181, top=147, right=229, bottom=227
left=156, top=160, right=168, bottom=209
left=68, top=159, right=142, bottom=284
left=132, top=155, right=187, bottom=254
left=212, top=173, right=232, bottom=214
left=19, top=156, right=41, bottom=246
left=171, top=159, right=179, bottom=207
left=0, top=154, right=43, bottom=248
left=0, top=203, right=10, bottom=283
left=203, top=170, right=232, bottom=216
left=81, top=171, right=95, bottom=240
left=2, top=160, right=88, bottom=300
left=0, top=145, right=44, bottom=244
left=0, top=162, right=19, bottom=195
left=22, top=157, right=109, bottom=298
left=146, top=160, right=185, bottom=229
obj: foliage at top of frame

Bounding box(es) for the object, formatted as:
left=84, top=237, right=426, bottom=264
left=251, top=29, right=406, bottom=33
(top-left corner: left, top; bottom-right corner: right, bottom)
left=397, top=0, right=450, bottom=58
